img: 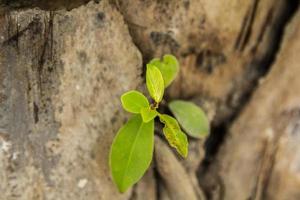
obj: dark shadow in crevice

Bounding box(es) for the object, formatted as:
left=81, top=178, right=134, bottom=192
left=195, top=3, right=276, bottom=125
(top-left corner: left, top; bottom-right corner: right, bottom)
left=199, top=0, right=299, bottom=173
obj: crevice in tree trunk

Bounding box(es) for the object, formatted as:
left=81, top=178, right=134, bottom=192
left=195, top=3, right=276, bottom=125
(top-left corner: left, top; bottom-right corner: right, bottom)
left=234, top=0, right=260, bottom=52
left=200, top=0, right=299, bottom=176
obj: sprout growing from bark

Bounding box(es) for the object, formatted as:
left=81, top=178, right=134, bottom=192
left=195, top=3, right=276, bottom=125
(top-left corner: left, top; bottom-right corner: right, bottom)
left=109, top=54, right=210, bottom=192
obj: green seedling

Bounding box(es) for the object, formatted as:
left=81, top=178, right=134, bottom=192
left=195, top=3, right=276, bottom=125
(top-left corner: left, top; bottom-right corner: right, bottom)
left=109, top=54, right=210, bottom=192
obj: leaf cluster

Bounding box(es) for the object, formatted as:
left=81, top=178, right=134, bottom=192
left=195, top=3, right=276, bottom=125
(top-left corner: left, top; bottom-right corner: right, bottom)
left=109, top=55, right=210, bottom=192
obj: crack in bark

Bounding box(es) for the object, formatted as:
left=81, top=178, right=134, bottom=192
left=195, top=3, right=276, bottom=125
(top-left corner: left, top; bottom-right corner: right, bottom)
left=200, top=2, right=300, bottom=200
left=202, top=0, right=300, bottom=171
left=250, top=138, right=278, bottom=200
left=37, top=11, right=54, bottom=95
left=234, top=0, right=260, bottom=52
left=250, top=7, right=274, bottom=56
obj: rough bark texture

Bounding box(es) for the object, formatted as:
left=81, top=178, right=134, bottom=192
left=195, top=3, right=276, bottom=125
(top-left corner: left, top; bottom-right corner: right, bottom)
left=0, top=1, right=142, bottom=199
left=0, top=0, right=299, bottom=199
left=205, top=10, right=300, bottom=200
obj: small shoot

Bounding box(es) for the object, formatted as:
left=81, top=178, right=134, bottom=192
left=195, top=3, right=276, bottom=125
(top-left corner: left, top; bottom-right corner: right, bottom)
left=109, top=54, right=210, bottom=192
left=141, top=106, right=158, bottom=123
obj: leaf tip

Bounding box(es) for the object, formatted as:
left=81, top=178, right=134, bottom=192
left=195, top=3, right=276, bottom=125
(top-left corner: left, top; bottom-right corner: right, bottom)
left=118, top=183, right=128, bottom=193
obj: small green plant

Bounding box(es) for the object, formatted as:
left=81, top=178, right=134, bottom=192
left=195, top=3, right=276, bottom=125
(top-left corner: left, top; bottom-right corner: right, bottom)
left=109, top=54, right=210, bottom=192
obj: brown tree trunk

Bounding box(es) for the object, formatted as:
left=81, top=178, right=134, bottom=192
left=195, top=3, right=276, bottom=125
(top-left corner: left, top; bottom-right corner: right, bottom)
left=0, top=0, right=299, bottom=199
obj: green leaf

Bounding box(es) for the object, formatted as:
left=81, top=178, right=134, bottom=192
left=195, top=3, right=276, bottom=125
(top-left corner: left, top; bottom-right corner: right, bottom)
left=141, top=106, right=158, bottom=123
left=109, top=115, right=154, bottom=193
left=149, top=54, right=179, bottom=88
left=169, top=100, right=210, bottom=138
left=146, top=64, right=164, bottom=103
left=158, top=114, right=188, bottom=157
left=121, top=90, right=149, bottom=113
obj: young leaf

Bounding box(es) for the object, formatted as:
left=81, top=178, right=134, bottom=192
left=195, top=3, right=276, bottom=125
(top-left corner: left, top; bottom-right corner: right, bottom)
left=141, top=107, right=158, bottom=123
left=149, top=54, right=179, bottom=88
left=121, top=90, right=149, bottom=113
left=169, top=100, right=210, bottom=138
left=158, top=114, right=188, bottom=157
left=146, top=64, right=164, bottom=103
left=109, top=115, right=154, bottom=192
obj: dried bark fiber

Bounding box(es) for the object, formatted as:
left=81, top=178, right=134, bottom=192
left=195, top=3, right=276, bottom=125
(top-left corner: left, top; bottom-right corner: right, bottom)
left=0, top=0, right=299, bottom=199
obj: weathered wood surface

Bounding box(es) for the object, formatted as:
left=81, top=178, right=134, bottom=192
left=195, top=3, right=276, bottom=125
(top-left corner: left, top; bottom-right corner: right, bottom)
left=206, top=10, right=300, bottom=200
left=0, top=1, right=142, bottom=199
left=0, top=0, right=299, bottom=199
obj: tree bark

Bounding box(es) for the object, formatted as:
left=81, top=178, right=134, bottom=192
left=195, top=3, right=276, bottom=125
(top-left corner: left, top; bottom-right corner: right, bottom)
left=0, top=0, right=299, bottom=199
left=206, top=10, right=300, bottom=200
left=0, top=1, right=142, bottom=199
